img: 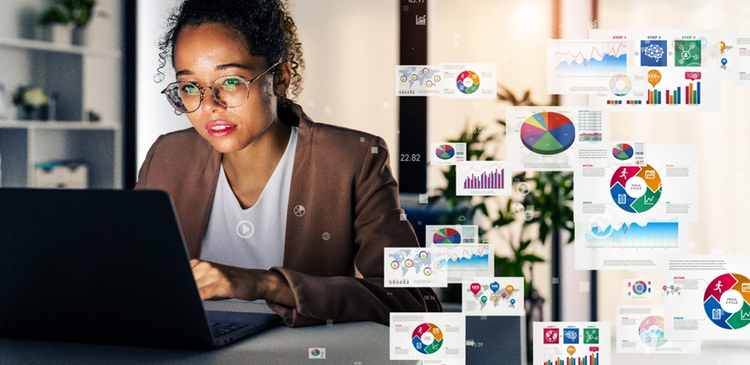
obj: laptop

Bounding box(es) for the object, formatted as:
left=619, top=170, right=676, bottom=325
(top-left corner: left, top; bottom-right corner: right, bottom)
left=0, top=188, right=281, bottom=350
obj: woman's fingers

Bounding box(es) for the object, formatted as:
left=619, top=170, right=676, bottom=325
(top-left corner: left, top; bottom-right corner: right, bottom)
left=191, top=259, right=233, bottom=300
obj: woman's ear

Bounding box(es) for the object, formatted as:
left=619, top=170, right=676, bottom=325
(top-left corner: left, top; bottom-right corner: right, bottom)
left=274, top=62, right=292, bottom=96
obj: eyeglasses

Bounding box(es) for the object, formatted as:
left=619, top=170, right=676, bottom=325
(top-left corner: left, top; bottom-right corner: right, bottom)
left=161, top=61, right=281, bottom=114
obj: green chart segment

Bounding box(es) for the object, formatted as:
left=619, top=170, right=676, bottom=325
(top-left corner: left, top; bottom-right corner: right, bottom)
left=519, top=112, right=576, bottom=155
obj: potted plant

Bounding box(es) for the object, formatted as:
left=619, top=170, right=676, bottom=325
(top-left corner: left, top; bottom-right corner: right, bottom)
left=39, top=0, right=106, bottom=45
left=39, top=3, right=72, bottom=44
left=12, top=85, right=49, bottom=120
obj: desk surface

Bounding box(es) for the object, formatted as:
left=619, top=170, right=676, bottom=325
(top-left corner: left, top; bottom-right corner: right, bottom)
left=0, top=321, right=416, bottom=365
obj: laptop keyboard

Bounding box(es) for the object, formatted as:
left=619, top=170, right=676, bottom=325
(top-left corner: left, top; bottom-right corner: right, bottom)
left=209, top=322, right=248, bottom=337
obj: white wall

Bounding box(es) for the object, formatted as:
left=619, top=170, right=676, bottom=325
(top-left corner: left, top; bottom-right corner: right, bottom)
left=135, top=0, right=399, bottom=178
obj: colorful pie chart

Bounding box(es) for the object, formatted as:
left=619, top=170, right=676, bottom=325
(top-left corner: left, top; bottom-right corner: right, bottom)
left=412, top=322, right=444, bottom=355
left=435, top=145, right=455, bottom=160
left=703, top=273, right=750, bottom=330
left=613, top=143, right=634, bottom=160
left=520, top=112, right=576, bottom=155
left=433, top=228, right=461, bottom=244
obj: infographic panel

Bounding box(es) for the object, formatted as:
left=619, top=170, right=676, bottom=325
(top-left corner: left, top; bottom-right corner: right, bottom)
left=547, top=40, right=628, bottom=94
left=506, top=107, right=610, bottom=171
left=390, top=312, right=466, bottom=361
left=616, top=305, right=701, bottom=354
left=533, top=322, right=610, bottom=365
left=462, top=277, right=524, bottom=316
left=439, top=63, right=497, bottom=99
left=384, top=248, right=448, bottom=288
left=622, top=278, right=656, bottom=301
left=735, top=34, right=750, bottom=86
left=430, top=143, right=467, bottom=165
left=664, top=255, right=750, bottom=340
left=432, top=244, right=495, bottom=283
left=574, top=144, right=699, bottom=224
left=456, top=161, right=511, bottom=196
left=395, top=65, right=442, bottom=96
left=426, top=225, right=479, bottom=246
left=588, top=29, right=721, bottom=111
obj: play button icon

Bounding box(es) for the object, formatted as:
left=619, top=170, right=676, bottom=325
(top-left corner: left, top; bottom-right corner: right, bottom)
left=236, top=220, right=255, bottom=239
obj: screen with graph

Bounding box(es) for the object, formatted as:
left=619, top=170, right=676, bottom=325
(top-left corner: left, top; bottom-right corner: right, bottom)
left=573, top=144, right=698, bottom=270
left=547, top=40, right=628, bottom=95
left=455, top=161, right=511, bottom=196
left=616, top=305, right=701, bottom=354
left=533, top=322, right=611, bottom=365
left=505, top=107, right=611, bottom=171
left=586, top=29, right=721, bottom=111
left=664, top=255, right=750, bottom=341
left=431, top=244, right=495, bottom=283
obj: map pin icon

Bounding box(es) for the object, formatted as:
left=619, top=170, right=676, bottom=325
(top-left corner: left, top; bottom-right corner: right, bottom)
left=470, top=283, right=481, bottom=295
left=722, top=58, right=728, bottom=65
left=567, top=346, right=576, bottom=356
left=481, top=296, right=488, bottom=303
left=489, top=282, right=500, bottom=292
left=492, top=295, right=498, bottom=302
left=502, top=293, right=507, bottom=298
left=511, top=298, right=516, bottom=305
left=506, top=285, right=515, bottom=295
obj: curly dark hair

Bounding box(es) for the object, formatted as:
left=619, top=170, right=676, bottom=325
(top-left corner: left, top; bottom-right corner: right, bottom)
left=156, top=0, right=305, bottom=106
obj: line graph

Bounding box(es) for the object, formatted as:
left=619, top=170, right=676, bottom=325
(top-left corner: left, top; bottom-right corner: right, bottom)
left=432, top=244, right=494, bottom=283
left=554, top=41, right=627, bottom=78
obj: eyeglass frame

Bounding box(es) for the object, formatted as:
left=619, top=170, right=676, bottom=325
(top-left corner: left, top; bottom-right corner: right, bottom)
left=160, top=60, right=283, bottom=114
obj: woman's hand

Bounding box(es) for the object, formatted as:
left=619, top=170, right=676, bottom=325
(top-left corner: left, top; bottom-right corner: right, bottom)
left=190, top=259, right=296, bottom=307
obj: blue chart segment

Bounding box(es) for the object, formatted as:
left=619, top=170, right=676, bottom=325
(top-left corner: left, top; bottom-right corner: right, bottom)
left=554, top=41, right=627, bottom=77
left=436, top=145, right=455, bottom=160
left=586, top=222, right=679, bottom=248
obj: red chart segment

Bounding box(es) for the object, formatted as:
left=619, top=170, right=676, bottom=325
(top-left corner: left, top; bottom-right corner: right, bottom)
left=519, top=112, right=576, bottom=155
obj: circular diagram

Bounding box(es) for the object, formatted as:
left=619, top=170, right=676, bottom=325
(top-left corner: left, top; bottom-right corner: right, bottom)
left=455, top=70, right=480, bottom=94
left=435, top=145, right=455, bottom=160
left=638, top=315, right=668, bottom=348
left=609, top=73, right=632, bottom=97
left=610, top=164, right=661, bottom=213
left=703, top=273, right=750, bottom=330
left=612, top=143, right=634, bottom=160
left=412, top=322, right=443, bottom=354
left=632, top=280, right=649, bottom=296
left=433, top=228, right=461, bottom=244
left=520, top=112, right=576, bottom=155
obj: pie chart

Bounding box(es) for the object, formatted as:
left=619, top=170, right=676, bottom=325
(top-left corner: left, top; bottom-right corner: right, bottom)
left=613, top=143, right=634, bottom=160
left=610, top=164, right=661, bottom=213
left=435, top=145, right=455, bottom=160
left=433, top=228, right=461, bottom=244
left=520, top=112, right=576, bottom=155
left=412, top=322, right=443, bottom=354
left=638, top=315, right=667, bottom=347
left=703, top=273, right=750, bottom=330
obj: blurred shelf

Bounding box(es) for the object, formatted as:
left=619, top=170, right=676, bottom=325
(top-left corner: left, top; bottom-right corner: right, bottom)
left=0, top=120, right=121, bottom=130
left=0, top=36, right=122, bottom=59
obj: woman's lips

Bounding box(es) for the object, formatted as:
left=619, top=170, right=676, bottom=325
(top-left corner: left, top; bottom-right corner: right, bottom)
left=206, top=121, right=237, bottom=137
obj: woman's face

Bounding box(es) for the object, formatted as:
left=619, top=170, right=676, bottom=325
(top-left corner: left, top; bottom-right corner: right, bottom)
left=173, top=23, right=285, bottom=153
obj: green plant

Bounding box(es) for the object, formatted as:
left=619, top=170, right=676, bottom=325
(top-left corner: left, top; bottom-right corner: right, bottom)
left=39, top=0, right=106, bottom=28
left=12, top=85, right=48, bottom=119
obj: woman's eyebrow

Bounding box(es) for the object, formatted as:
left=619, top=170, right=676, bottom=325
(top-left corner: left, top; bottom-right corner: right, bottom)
left=216, top=63, right=252, bottom=71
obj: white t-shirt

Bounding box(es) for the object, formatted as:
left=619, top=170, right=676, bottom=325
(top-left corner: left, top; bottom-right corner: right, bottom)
left=199, top=127, right=298, bottom=270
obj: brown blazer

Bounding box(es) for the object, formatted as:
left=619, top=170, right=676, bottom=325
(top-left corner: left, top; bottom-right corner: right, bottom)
left=135, top=103, right=442, bottom=326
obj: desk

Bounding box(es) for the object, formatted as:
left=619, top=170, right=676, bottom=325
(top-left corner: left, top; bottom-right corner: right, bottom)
left=0, top=321, right=416, bottom=365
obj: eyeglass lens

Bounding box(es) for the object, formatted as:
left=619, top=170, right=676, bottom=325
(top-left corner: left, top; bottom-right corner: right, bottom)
left=165, top=76, right=250, bottom=113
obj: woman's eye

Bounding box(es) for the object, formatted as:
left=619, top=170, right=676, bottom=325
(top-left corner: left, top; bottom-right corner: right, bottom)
left=221, top=78, right=242, bottom=91
left=182, top=84, right=200, bottom=95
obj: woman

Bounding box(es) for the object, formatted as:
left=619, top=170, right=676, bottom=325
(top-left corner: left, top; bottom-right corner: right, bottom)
left=136, top=0, right=441, bottom=327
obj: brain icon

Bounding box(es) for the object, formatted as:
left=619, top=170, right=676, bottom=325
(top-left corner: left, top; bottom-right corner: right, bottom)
left=643, top=44, right=664, bottom=62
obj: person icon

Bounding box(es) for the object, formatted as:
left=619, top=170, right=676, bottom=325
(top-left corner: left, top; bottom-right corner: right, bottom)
left=715, top=280, right=723, bottom=293
left=619, top=169, right=628, bottom=179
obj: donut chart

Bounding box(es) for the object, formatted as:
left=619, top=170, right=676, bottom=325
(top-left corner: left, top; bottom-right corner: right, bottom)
left=638, top=315, right=667, bottom=347
left=613, top=143, right=634, bottom=160
left=435, top=145, right=455, bottom=160
left=632, top=280, right=649, bottom=296
left=610, top=164, right=661, bottom=213
left=456, top=70, right=480, bottom=94
left=520, top=112, right=576, bottom=155
left=609, top=73, right=632, bottom=96
left=703, top=273, right=750, bottom=330
left=412, top=322, right=444, bottom=354
left=433, top=228, right=461, bottom=244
